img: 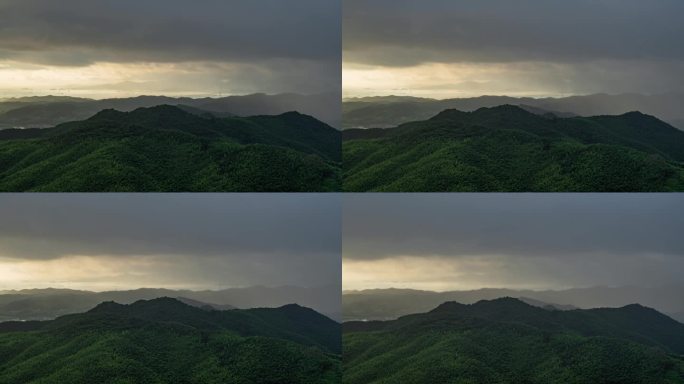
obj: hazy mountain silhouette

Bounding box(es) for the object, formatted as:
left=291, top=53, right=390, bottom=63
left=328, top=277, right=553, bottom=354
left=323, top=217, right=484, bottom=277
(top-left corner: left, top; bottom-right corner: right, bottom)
left=342, top=286, right=684, bottom=323
left=0, top=285, right=340, bottom=322
left=175, top=297, right=236, bottom=311
left=343, top=93, right=684, bottom=130
left=0, top=92, right=340, bottom=128
left=518, top=297, right=578, bottom=311
left=343, top=298, right=684, bottom=383
left=343, top=105, right=684, bottom=191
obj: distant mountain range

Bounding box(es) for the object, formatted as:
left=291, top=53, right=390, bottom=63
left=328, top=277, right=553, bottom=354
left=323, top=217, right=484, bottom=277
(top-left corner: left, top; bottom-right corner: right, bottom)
left=342, top=286, right=684, bottom=323
left=343, top=298, right=684, bottom=383
left=343, top=93, right=684, bottom=130
left=0, top=105, right=341, bottom=191
left=0, top=92, right=340, bottom=128
left=0, top=285, right=341, bottom=322
left=0, top=298, right=340, bottom=383
left=343, top=105, right=684, bottom=191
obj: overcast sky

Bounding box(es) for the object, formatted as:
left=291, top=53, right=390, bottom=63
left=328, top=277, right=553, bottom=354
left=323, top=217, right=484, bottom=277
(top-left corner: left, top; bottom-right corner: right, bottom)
left=343, top=0, right=684, bottom=98
left=343, top=194, right=684, bottom=291
left=0, top=0, right=340, bottom=98
left=0, top=194, right=341, bottom=291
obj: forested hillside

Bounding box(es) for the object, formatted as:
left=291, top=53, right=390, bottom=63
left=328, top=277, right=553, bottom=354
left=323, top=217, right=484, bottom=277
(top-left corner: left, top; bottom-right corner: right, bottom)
left=0, top=298, right=341, bottom=384
left=0, top=105, right=341, bottom=191
left=343, top=105, right=684, bottom=191
left=343, top=298, right=684, bottom=383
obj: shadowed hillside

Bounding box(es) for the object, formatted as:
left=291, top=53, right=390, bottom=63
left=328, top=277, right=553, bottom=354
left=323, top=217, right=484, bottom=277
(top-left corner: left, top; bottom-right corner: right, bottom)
left=0, top=105, right=341, bottom=191
left=343, top=105, right=684, bottom=191
left=0, top=298, right=341, bottom=383
left=343, top=298, right=684, bottom=383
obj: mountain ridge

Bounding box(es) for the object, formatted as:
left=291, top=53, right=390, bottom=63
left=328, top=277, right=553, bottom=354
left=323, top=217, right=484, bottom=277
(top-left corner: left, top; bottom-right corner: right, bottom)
left=0, top=297, right=341, bottom=383
left=2, top=297, right=340, bottom=352
left=343, top=105, right=684, bottom=191
left=343, top=298, right=684, bottom=383
left=0, top=285, right=341, bottom=322
left=342, top=93, right=684, bottom=130
left=342, top=286, right=684, bottom=323
left=0, top=105, right=341, bottom=191
left=0, top=92, right=340, bottom=128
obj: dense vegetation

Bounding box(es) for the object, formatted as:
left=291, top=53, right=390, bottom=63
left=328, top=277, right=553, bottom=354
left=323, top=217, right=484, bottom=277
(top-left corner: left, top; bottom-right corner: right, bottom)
left=343, top=298, right=684, bottom=384
left=343, top=105, right=684, bottom=191
left=0, top=298, right=341, bottom=383
left=0, top=105, right=341, bottom=191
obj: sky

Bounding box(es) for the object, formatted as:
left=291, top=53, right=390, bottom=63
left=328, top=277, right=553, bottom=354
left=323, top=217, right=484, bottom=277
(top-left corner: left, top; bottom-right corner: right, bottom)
left=0, top=0, right=340, bottom=99
left=0, top=194, right=341, bottom=291
left=343, top=194, right=684, bottom=291
left=343, top=0, right=684, bottom=99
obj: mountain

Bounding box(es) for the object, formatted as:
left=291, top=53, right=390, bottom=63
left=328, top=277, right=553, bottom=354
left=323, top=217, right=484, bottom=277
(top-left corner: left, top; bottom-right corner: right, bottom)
left=194, top=93, right=341, bottom=128
left=174, top=104, right=235, bottom=119
left=0, top=298, right=340, bottom=383
left=343, top=105, right=684, bottom=191
left=0, top=92, right=340, bottom=128
left=342, top=286, right=684, bottom=322
left=343, top=298, right=684, bottom=383
left=0, top=285, right=341, bottom=322
left=343, top=93, right=684, bottom=129
left=175, top=297, right=236, bottom=311
left=0, top=105, right=341, bottom=191
left=518, top=104, right=577, bottom=118
left=518, top=297, right=578, bottom=311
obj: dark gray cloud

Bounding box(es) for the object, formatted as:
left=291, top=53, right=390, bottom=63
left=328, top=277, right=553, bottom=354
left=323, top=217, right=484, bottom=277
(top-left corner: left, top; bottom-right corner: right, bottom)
left=343, top=194, right=684, bottom=288
left=344, top=194, right=684, bottom=259
left=343, top=0, right=684, bottom=96
left=344, top=0, right=684, bottom=66
left=0, top=0, right=340, bottom=65
left=0, top=194, right=341, bottom=288
left=0, top=0, right=341, bottom=95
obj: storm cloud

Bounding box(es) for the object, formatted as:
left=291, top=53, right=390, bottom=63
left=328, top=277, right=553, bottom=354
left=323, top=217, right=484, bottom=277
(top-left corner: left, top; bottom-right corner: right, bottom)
left=0, top=194, right=341, bottom=290
left=0, top=0, right=341, bottom=97
left=343, top=194, right=684, bottom=290
left=343, top=0, right=684, bottom=97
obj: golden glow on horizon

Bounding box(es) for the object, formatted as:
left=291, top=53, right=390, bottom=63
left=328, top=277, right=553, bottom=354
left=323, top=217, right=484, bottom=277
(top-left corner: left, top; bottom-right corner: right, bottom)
left=342, top=61, right=574, bottom=99
left=342, top=255, right=560, bottom=292
left=0, top=255, right=204, bottom=291
left=0, top=61, right=230, bottom=99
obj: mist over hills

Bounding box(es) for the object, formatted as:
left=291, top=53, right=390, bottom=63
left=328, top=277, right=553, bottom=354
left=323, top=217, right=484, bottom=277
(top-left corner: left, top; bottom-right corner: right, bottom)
left=343, top=93, right=684, bottom=130
left=0, top=105, right=341, bottom=191
left=0, top=285, right=341, bottom=322
left=0, top=298, right=341, bottom=383
left=343, top=105, right=684, bottom=191
left=343, top=298, right=684, bottom=383
left=0, top=92, right=340, bottom=129
left=342, top=286, right=684, bottom=323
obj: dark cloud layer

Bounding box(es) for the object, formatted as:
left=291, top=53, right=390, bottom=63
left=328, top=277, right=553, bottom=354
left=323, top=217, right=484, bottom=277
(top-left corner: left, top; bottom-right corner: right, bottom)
left=344, top=0, right=684, bottom=66
left=344, top=194, right=683, bottom=260
left=343, top=0, right=684, bottom=96
left=343, top=194, right=684, bottom=289
left=0, top=0, right=340, bottom=65
left=0, top=0, right=341, bottom=96
left=0, top=194, right=341, bottom=287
